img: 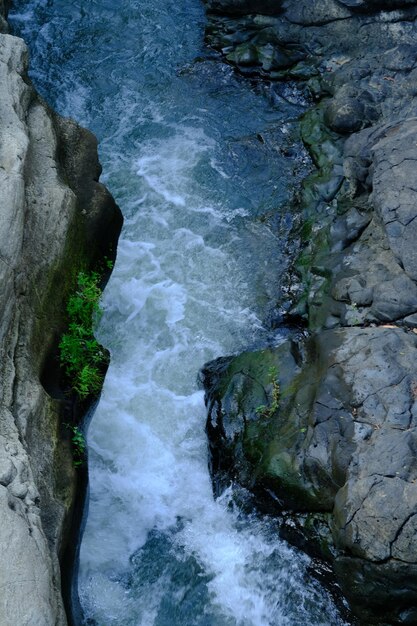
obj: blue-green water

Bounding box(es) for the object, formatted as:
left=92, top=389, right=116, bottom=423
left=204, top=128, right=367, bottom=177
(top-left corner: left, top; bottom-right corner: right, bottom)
left=11, top=1, right=346, bottom=624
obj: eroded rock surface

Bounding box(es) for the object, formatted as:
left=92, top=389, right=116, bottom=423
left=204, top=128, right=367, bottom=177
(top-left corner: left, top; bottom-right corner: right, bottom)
left=0, top=31, right=121, bottom=626
left=202, top=0, right=417, bottom=623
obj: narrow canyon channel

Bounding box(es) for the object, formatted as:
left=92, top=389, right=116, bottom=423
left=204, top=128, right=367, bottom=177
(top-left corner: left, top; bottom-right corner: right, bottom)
left=11, top=0, right=347, bottom=624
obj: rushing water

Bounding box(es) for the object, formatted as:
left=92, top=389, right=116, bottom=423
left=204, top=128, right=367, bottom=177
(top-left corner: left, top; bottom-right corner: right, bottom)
left=11, top=1, right=347, bottom=624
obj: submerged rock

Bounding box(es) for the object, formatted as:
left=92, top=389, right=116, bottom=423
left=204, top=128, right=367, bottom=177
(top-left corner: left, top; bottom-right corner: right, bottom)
left=0, top=30, right=122, bottom=626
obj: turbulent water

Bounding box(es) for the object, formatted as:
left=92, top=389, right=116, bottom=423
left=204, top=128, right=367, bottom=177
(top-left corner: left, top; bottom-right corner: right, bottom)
left=11, top=1, right=347, bottom=624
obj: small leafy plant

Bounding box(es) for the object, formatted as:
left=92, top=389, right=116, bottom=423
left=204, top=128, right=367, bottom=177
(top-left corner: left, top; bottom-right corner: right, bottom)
left=255, top=366, right=280, bottom=418
left=65, top=423, right=86, bottom=467
left=59, top=271, right=108, bottom=399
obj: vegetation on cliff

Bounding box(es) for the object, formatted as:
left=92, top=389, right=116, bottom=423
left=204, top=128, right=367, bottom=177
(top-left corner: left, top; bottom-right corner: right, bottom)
left=59, top=270, right=109, bottom=400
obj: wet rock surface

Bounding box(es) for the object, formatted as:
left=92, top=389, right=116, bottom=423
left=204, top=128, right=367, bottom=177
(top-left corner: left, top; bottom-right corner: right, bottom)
left=202, top=0, right=417, bottom=623
left=0, top=25, right=121, bottom=626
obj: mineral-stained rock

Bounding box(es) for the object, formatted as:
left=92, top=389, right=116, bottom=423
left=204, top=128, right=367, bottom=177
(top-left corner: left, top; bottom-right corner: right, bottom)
left=0, top=32, right=122, bottom=625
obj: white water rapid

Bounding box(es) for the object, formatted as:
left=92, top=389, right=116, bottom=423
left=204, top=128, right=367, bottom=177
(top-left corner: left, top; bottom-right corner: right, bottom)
left=10, top=0, right=348, bottom=624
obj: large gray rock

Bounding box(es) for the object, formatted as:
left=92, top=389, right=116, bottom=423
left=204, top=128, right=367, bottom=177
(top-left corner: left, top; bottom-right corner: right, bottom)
left=366, top=121, right=417, bottom=282
left=0, top=33, right=121, bottom=625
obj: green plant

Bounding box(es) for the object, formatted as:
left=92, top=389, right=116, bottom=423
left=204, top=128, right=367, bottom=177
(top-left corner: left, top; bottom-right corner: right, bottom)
left=65, top=423, right=86, bottom=467
left=59, top=271, right=108, bottom=399
left=255, top=366, right=280, bottom=418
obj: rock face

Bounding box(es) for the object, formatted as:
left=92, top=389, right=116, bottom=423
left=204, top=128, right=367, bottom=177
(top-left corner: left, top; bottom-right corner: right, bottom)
left=203, top=328, right=417, bottom=623
left=0, top=23, right=122, bottom=626
left=202, top=0, right=417, bottom=623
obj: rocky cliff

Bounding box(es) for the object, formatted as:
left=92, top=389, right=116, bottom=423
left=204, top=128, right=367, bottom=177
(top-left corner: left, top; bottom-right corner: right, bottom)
left=202, top=1, right=417, bottom=623
left=0, top=6, right=122, bottom=625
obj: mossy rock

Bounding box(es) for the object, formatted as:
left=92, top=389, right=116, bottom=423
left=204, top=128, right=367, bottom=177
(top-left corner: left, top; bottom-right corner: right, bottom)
left=202, top=337, right=342, bottom=512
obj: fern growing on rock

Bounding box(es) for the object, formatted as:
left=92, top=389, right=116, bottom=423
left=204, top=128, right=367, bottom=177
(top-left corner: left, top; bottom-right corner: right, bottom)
left=59, top=271, right=108, bottom=400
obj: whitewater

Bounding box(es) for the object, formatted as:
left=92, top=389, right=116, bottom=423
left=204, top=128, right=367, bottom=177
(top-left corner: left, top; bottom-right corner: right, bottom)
left=11, top=0, right=346, bottom=623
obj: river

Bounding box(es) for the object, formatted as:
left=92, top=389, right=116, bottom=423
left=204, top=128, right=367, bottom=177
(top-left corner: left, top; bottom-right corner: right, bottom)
left=10, top=1, right=346, bottom=624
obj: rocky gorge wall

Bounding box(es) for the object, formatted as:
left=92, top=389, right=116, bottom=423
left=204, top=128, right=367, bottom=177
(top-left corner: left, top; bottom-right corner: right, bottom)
left=0, top=5, right=122, bottom=625
left=202, top=1, right=417, bottom=624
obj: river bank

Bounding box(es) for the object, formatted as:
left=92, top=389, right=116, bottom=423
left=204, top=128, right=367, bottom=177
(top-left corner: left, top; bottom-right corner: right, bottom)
left=202, top=1, right=417, bottom=624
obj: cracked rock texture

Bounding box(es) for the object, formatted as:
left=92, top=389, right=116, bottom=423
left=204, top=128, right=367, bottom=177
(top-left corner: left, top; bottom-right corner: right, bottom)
left=0, top=20, right=122, bottom=626
left=202, top=0, right=417, bottom=623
